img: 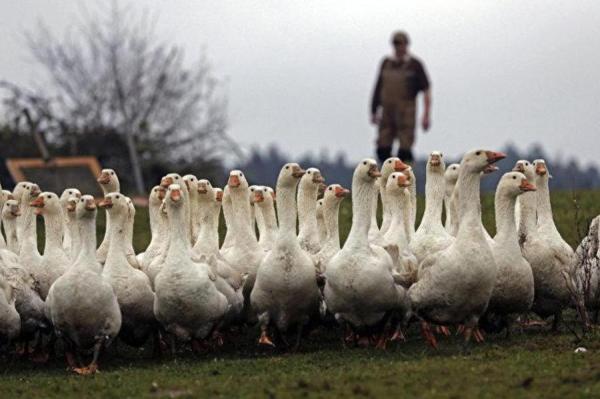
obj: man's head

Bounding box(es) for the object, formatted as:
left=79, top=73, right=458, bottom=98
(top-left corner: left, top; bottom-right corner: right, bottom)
left=391, top=31, right=409, bottom=58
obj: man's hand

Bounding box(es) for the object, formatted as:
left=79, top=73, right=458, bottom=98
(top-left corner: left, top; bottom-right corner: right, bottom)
left=370, top=113, right=380, bottom=125
left=421, top=113, right=430, bottom=132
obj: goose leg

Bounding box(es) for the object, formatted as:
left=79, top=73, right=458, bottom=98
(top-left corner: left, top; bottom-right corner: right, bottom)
left=420, top=321, right=438, bottom=349
left=436, top=325, right=451, bottom=336
left=257, top=312, right=275, bottom=347
left=73, top=340, right=102, bottom=375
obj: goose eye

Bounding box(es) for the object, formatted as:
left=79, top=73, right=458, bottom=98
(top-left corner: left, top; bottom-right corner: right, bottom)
left=239, top=173, right=243, bottom=177
left=47, top=195, right=51, bottom=199
left=363, top=161, right=367, bottom=165
left=513, top=176, right=516, bottom=179
left=81, top=199, right=84, bottom=202
left=116, top=195, right=120, bottom=199
left=308, top=171, right=311, bottom=174
left=285, top=166, right=289, bottom=170
left=207, top=183, right=211, bottom=186
left=388, top=160, right=392, bottom=164
left=110, top=172, right=114, bottom=175
left=476, top=151, right=481, bottom=156
left=328, top=187, right=332, bottom=191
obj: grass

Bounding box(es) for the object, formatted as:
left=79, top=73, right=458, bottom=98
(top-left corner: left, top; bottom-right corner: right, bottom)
left=7, top=189, right=600, bottom=398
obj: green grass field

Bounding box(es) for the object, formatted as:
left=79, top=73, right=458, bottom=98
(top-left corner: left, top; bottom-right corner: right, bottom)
left=4, top=190, right=600, bottom=398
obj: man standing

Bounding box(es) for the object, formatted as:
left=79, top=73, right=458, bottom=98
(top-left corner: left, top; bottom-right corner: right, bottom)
left=370, top=31, right=431, bottom=163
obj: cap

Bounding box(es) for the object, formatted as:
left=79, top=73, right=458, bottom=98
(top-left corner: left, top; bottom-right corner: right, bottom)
left=391, top=31, right=410, bottom=45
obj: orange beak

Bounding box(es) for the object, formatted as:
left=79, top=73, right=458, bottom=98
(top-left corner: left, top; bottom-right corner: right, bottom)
left=7, top=193, right=14, bottom=200
left=157, top=187, right=166, bottom=200
left=292, top=166, right=305, bottom=178
left=198, top=184, right=208, bottom=194
left=397, top=174, right=410, bottom=187
left=512, top=163, right=525, bottom=173
left=160, top=176, right=174, bottom=188
left=312, top=173, right=325, bottom=184
left=11, top=207, right=21, bottom=217
left=430, top=155, right=441, bottom=166
left=85, top=198, right=97, bottom=211
left=254, top=192, right=264, bottom=203
left=30, top=186, right=41, bottom=197
left=368, top=164, right=381, bottom=178
left=485, top=151, right=506, bottom=164
left=215, top=191, right=223, bottom=202
left=170, top=189, right=182, bottom=202
left=483, top=164, right=499, bottom=174
left=334, top=186, right=350, bottom=198
left=520, top=179, right=536, bottom=192
left=66, top=199, right=77, bottom=212
left=394, top=159, right=409, bottom=172
left=535, top=163, right=547, bottom=176
left=30, top=196, right=44, bottom=208
left=228, top=175, right=241, bottom=188
left=97, top=172, right=110, bottom=185
left=98, top=198, right=113, bottom=209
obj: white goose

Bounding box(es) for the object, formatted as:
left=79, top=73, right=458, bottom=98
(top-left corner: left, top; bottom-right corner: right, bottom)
left=59, top=188, right=81, bottom=261
left=410, top=152, right=454, bottom=265
left=483, top=172, right=536, bottom=334
left=408, top=149, right=505, bottom=345
left=46, top=195, right=121, bottom=374
left=97, top=169, right=120, bottom=264
left=255, top=186, right=278, bottom=252
left=314, top=184, right=350, bottom=274
left=14, top=183, right=41, bottom=263
left=220, top=185, right=235, bottom=254
left=99, top=193, right=156, bottom=348
left=324, top=159, right=410, bottom=345
left=520, top=160, right=575, bottom=329
left=2, top=199, right=20, bottom=254
left=0, top=272, right=20, bottom=347
left=251, top=163, right=321, bottom=347
left=379, top=158, right=409, bottom=236
left=443, top=163, right=460, bottom=236
left=30, top=192, right=70, bottom=299
left=297, top=168, right=325, bottom=254
left=161, top=173, right=192, bottom=244
left=138, top=186, right=167, bottom=272
left=575, top=216, right=600, bottom=315
left=513, top=160, right=535, bottom=232
left=154, top=184, right=228, bottom=344
left=367, top=177, right=384, bottom=244
left=183, top=174, right=200, bottom=244
left=316, top=199, right=327, bottom=244
left=0, top=189, right=11, bottom=250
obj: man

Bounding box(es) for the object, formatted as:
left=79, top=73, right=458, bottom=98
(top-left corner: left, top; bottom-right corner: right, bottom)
left=370, top=31, right=431, bottom=163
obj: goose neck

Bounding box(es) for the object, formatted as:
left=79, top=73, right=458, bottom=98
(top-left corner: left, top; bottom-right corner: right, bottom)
left=494, top=190, right=518, bottom=246
left=74, top=217, right=98, bottom=268
left=166, top=203, right=191, bottom=260
left=455, top=169, right=482, bottom=235
left=105, top=211, right=129, bottom=269
left=323, top=201, right=341, bottom=249
left=297, top=185, right=318, bottom=234
left=230, top=188, right=258, bottom=245
left=275, top=182, right=299, bottom=241
left=419, top=170, right=445, bottom=230
left=44, top=211, right=64, bottom=252
left=345, top=177, right=376, bottom=247
left=535, top=176, right=555, bottom=228
left=194, top=201, right=220, bottom=254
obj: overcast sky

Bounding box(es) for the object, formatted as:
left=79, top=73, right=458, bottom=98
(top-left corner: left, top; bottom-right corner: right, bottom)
left=1, top=0, right=599, bottom=166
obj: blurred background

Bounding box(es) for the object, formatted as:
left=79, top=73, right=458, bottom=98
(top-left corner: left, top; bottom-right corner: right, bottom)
left=1, top=0, right=599, bottom=194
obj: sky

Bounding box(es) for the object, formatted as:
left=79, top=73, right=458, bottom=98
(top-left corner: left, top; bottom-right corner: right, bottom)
left=1, top=0, right=599, bottom=166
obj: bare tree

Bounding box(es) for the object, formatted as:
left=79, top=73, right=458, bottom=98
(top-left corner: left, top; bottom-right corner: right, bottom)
left=1, top=2, right=236, bottom=193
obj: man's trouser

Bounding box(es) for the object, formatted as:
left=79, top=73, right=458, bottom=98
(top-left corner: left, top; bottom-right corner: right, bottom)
left=376, top=101, right=416, bottom=163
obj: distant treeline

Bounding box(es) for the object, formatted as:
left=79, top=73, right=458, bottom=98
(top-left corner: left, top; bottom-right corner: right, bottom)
left=234, top=143, right=600, bottom=193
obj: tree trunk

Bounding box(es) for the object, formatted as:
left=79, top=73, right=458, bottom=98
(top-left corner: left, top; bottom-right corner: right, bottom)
left=124, top=131, right=145, bottom=194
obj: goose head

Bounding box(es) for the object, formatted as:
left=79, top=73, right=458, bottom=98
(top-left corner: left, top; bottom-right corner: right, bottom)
left=97, top=169, right=119, bottom=192
left=461, top=149, right=506, bottom=174
left=3, top=199, right=20, bottom=219
left=498, top=172, right=537, bottom=198
left=253, top=186, right=275, bottom=209
left=164, top=184, right=184, bottom=209
left=149, top=185, right=166, bottom=207
left=444, top=163, right=460, bottom=184
left=98, top=192, right=130, bottom=218
left=76, top=195, right=97, bottom=220
left=277, top=163, right=305, bottom=188
left=323, top=184, right=350, bottom=204
left=354, top=159, right=381, bottom=182
left=60, top=188, right=82, bottom=215
left=214, top=188, right=224, bottom=203
left=427, top=151, right=445, bottom=172
left=14, top=182, right=41, bottom=205
left=249, top=185, right=259, bottom=205
left=30, top=192, right=61, bottom=216
left=197, top=179, right=216, bottom=203
left=533, top=159, right=551, bottom=179
left=266, top=187, right=276, bottom=202
left=227, top=170, right=249, bottom=191
left=386, top=172, right=410, bottom=195
left=0, top=189, right=12, bottom=203
left=512, top=160, right=535, bottom=181
left=300, top=168, right=325, bottom=189
left=183, top=175, right=198, bottom=193
left=382, top=157, right=409, bottom=179
left=161, top=173, right=183, bottom=189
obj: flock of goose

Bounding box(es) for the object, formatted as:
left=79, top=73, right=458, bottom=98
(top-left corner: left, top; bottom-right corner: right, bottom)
left=0, top=148, right=596, bottom=375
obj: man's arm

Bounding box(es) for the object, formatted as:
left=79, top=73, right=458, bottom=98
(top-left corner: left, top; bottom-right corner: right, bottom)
left=370, top=59, right=386, bottom=124
left=422, top=88, right=431, bottom=131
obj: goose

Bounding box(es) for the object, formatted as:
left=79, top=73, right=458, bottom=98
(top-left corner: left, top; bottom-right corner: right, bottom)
left=408, top=149, right=505, bottom=346
left=99, top=193, right=157, bottom=348
left=161, top=173, right=192, bottom=245
left=324, top=159, right=410, bottom=346
left=138, top=186, right=167, bottom=273
left=30, top=192, right=70, bottom=299
left=124, top=198, right=142, bottom=270
left=13, top=182, right=41, bottom=259
left=316, top=199, right=327, bottom=244
left=367, top=177, right=384, bottom=244
left=297, top=168, right=325, bottom=254
left=482, top=172, right=536, bottom=335
left=0, top=273, right=20, bottom=347
left=46, top=195, right=121, bottom=374
left=191, top=181, right=243, bottom=324
left=2, top=199, right=20, bottom=254
left=249, top=185, right=259, bottom=238
left=520, top=160, right=575, bottom=329
left=145, top=199, right=170, bottom=287
left=379, top=158, right=409, bottom=236
left=406, top=166, right=418, bottom=235
left=221, top=171, right=265, bottom=306
left=443, top=163, right=460, bottom=236
left=255, top=186, right=278, bottom=252
left=153, top=184, right=228, bottom=345
left=97, top=169, right=120, bottom=264
left=513, top=160, right=535, bottom=232
left=575, top=216, right=600, bottom=316
left=183, top=174, right=200, bottom=244
left=220, top=185, right=235, bottom=254
left=59, top=188, right=81, bottom=261
left=0, top=190, right=11, bottom=250
left=250, top=163, right=321, bottom=347
left=410, top=152, right=454, bottom=265
left=314, top=184, right=350, bottom=274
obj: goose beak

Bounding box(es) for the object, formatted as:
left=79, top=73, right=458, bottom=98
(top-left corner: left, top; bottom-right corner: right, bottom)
left=334, top=186, right=350, bottom=198
left=520, top=179, right=537, bottom=192
left=292, top=166, right=305, bottom=178
left=160, top=176, right=174, bottom=188
left=97, top=173, right=111, bottom=185
left=512, top=163, right=525, bottom=173
left=198, top=184, right=208, bottom=194
left=170, top=189, right=182, bottom=202
left=7, top=193, right=14, bottom=200
left=215, top=191, right=223, bottom=202
left=394, top=159, right=409, bottom=171
left=157, top=187, right=166, bottom=201
left=10, top=206, right=21, bottom=217
left=84, top=198, right=97, bottom=211
left=485, top=151, right=506, bottom=164
left=254, top=192, right=264, bottom=203
left=430, top=154, right=441, bottom=167
left=312, top=173, right=325, bottom=184
left=483, top=164, right=499, bottom=174
left=30, top=186, right=41, bottom=197
left=30, top=196, right=44, bottom=208
left=67, top=198, right=77, bottom=212
left=397, top=174, right=410, bottom=187
left=228, top=175, right=241, bottom=188
left=368, top=164, right=381, bottom=178
left=535, top=163, right=547, bottom=176
left=98, top=198, right=113, bottom=209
